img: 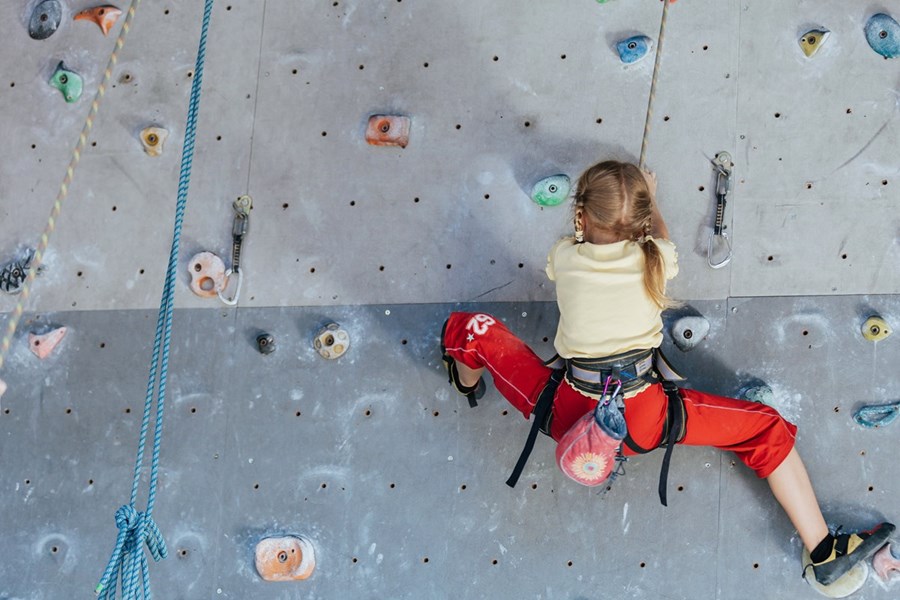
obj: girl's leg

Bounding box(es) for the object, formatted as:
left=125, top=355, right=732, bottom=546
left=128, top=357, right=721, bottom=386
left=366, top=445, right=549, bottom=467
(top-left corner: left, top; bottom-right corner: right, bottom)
left=766, top=447, right=828, bottom=552
left=441, top=312, right=552, bottom=419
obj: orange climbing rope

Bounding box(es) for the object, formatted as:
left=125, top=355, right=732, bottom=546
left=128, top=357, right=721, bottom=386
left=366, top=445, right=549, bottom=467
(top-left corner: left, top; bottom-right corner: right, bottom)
left=639, top=0, right=672, bottom=169
left=0, top=1, right=143, bottom=400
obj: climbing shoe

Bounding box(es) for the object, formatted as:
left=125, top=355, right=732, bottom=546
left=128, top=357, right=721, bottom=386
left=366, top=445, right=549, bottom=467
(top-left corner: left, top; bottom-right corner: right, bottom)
left=440, top=319, right=485, bottom=408
left=810, top=522, right=895, bottom=586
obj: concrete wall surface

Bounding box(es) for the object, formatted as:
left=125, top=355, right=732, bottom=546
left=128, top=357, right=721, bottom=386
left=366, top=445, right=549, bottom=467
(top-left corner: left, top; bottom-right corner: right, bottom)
left=0, top=0, right=898, bottom=599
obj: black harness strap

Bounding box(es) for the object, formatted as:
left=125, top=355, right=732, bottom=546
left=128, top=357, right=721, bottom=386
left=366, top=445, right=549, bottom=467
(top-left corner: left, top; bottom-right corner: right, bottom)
left=623, top=381, right=686, bottom=506
left=506, top=369, right=564, bottom=488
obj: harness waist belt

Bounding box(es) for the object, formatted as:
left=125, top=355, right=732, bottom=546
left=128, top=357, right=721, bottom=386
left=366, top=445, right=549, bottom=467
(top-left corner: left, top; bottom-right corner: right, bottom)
left=563, top=348, right=656, bottom=395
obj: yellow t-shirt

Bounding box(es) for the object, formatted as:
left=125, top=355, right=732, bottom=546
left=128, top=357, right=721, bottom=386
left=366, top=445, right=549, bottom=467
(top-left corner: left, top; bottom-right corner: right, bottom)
left=546, top=236, right=679, bottom=359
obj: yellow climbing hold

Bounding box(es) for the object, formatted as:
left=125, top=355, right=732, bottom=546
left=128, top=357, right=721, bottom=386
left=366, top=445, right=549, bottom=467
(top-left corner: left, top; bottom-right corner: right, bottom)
left=799, top=29, right=830, bottom=58
left=862, top=316, right=892, bottom=342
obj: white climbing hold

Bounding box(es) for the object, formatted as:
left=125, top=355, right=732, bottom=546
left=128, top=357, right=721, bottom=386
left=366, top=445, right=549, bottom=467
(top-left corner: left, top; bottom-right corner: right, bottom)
left=0, top=378, right=7, bottom=399
left=29, top=327, right=68, bottom=359
left=801, top=547, right=868, bottom=598
left=671, top=316, right=710, bottom=351
left=739, top=384, right=775, bottom=407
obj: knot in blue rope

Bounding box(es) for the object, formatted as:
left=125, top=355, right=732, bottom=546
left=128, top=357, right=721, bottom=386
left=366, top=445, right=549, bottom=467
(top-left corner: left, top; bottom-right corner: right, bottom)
left=96, top=505, right=168, bottom=599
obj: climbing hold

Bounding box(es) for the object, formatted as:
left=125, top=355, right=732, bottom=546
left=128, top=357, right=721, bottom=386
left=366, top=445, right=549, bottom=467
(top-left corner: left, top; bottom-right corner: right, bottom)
left=28, top=0, right=62, bottom=40
left=865, top=13, right=900, bottom=59
left=853, top=401, right=900, bottom=429
left=49, top=62, right=83, bottom=103
left=670, top=316, right=709, bottom=352
left=29, top=327, right=68, bottom=359
left=616, top=35, right=653, bottom=64
left=0, top=378, right=6, bottom=400
left=802, top=546, right=868, bottom=597
left=255, top=535, right=316, bottom=582
left=530, top=174, right=570, bottom=207
left=365, top=115, right=410, bottom=148
left=187, top=252, right=227, bottom=298
left=74, top=5, right=122, bottom=36
left=739, top=384, right=775, bottom=407
left=140, top=127, right=169, bottom=157
left=861, top=316, right=891, bottom=342
left=873, top=543, right=900, bottom=582
left=799, top=29, right=830, bottom=57
left=256, top=333, right=276, bottom=355
left=314, top=322, right=350, bottom=360
left=0, top=248, right=36, bottom=295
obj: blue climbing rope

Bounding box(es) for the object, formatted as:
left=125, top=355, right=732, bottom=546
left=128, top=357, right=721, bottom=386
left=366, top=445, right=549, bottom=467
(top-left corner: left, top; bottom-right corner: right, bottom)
left=95, top=0, right=214, bottom=597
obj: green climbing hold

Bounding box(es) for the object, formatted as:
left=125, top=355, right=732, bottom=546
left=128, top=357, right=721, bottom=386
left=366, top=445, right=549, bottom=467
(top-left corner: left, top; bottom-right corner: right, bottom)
left=530, top=174, right=570, bottom=207
left=50, top=61, right=83, bottom=103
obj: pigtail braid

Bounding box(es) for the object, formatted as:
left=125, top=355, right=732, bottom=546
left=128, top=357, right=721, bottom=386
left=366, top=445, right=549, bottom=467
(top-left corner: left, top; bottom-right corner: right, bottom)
left=639, top=240, right=671, bottom=309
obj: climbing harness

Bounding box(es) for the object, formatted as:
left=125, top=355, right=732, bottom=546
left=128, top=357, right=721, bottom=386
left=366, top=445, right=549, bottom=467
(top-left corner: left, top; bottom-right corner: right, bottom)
left=217, top=195, right=251, bottom=306
left=95, top=0, right=214, bottom=597
left=707, top=151, right=734, bottom=269
left=0, top=0, right=142, bottom=402
left=507, top=348, right=687, bottom=505
left=853, top=401, right=900, bottom=429
left=638, top=0, right=672, bottom=169
left=506, top=368, right=564, bottom=488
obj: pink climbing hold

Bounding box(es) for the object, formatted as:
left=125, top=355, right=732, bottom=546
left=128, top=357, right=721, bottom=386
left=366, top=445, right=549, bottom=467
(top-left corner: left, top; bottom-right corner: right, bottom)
left=873, top=543, right=900, bottom=581
left=29, top=327, right=67, bottom=359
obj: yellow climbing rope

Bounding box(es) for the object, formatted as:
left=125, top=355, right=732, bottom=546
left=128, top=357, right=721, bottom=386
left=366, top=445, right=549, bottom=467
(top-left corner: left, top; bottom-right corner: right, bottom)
left=639, top=0, right=671, bottom=169
left=0, top=1, right=143, bottom=389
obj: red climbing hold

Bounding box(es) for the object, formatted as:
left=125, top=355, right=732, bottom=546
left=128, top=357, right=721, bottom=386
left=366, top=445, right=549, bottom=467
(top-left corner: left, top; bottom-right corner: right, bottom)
left=29, top=327, right=67, bottom=359
left=74, top=5, right=122, bottom=36
left=255, top=536, right=316, bottom=581
left=366, top=115, right=410, bottom=148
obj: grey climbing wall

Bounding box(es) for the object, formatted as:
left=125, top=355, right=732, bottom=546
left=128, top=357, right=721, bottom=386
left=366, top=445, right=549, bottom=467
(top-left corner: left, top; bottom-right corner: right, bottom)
left=0, top=0, right=898, bottom=598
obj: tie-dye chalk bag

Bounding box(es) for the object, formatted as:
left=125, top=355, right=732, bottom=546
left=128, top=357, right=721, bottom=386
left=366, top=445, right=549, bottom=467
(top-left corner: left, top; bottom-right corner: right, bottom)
left=556, top=399, right=628, bottom=486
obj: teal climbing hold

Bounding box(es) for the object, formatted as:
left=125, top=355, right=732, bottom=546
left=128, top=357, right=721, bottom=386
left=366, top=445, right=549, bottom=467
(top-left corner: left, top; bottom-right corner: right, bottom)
left=853, top=401, right=900, bottom=429
left=530, top=175, right=570, bottom=207
left=616, top=35, right=653, bottom=64
left=49, top=62, right=83, bottom=103
left=865, top=13, right=900, bottom=59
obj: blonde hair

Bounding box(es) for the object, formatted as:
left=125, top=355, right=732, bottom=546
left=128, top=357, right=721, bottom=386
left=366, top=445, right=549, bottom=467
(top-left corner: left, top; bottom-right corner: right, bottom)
left=574, top=160, right=675, bottom=309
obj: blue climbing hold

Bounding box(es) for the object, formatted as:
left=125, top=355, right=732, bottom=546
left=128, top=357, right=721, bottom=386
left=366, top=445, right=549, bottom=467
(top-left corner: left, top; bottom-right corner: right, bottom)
left=853, top=401, right=900, bottom=429
left=530, top=174, right=570, bottom=207
left=865, top=13, right=900, bottom=59
left=616, top=35, right=653, bottom=64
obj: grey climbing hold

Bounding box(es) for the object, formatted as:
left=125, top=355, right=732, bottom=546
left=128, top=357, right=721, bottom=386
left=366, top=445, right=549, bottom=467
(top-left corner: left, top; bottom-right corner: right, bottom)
left=256, top=333, right=276, bottom=355
left=530, top=175, right=570, bottom=207
left=28, top=0, right=62, bottom=40
left=616, top=35, right=653, bottom=64
left=853, top=401, right=900, bottom=429
left=865, top=13, right=900, bottom=59
left=670, top=316, right=709, bottom=351
left=0, top=248, right=36, bottom=295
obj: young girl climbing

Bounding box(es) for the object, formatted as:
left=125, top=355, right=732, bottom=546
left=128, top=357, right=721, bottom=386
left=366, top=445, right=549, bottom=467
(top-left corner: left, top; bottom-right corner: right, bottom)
left=440, top=160, right=893, bottom=588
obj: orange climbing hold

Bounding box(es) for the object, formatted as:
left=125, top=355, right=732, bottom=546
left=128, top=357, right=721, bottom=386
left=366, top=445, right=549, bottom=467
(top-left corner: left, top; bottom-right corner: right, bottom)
left=74, top=5, right=122, bottom=35
left=29, top=327, right=67, bottom=359
left=255, top=536, right=316, bottom=582
left=187, top=252, right=227, bottom=298
left=365, top=115, right=410, bottom=148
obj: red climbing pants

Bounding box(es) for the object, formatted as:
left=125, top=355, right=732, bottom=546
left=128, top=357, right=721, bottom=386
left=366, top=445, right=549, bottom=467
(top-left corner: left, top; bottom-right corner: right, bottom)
left=442, top=312, right=797, bottom=479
